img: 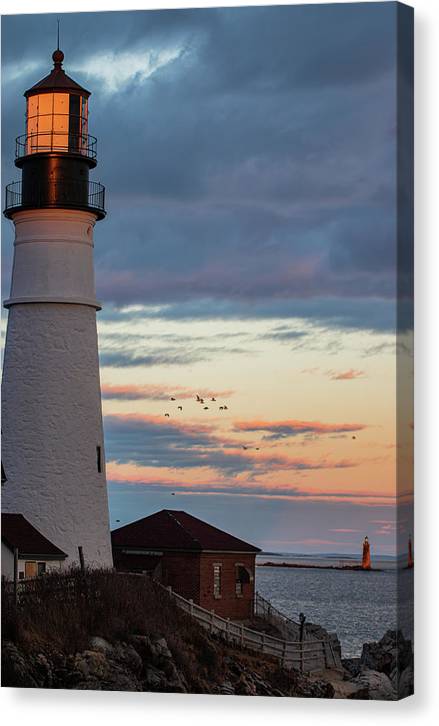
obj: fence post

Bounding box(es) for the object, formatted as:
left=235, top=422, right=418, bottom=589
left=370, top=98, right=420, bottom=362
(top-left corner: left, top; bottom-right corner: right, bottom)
left=78, top=546, right=85, bottom=573
left=13, top=547, right=19, bottom=605
left=323, top=641, right=328, bottom=669
left=210, top=610, right=215, bottom=634
left=167, top=585, right=172, bottom=595
left=299, top=613, right=306, bottom=673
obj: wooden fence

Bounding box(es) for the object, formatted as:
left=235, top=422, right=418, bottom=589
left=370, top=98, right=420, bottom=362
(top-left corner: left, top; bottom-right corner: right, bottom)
left=165, top=585, right=338, bottom=673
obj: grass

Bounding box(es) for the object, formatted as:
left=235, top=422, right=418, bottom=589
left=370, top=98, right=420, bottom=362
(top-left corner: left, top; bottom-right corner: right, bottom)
left=2, top=568, right=224, bottom=689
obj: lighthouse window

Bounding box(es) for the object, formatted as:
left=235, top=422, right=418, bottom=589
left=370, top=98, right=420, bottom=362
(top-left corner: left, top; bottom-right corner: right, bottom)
left=96, top=446, right=102, bottom=473
left=68, top=94, right=81, bottom=151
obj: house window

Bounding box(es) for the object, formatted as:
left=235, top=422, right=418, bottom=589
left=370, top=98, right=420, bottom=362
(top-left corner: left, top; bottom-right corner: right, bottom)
left=96, top=445, right=102, bottom=473
left=213, top=563, right=222, bottom=598
left=37, top=562, right=46, bottom=576
left=25, top=561, right=37, bottom=579
left=235, top=564, right=251, bottom=597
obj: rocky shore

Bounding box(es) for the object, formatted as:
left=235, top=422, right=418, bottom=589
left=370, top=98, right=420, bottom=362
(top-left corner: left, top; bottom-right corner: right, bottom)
left=2, top=634, right=333, bottom=698
left=1, top=570, right=413, bottom=699
left=336, top=630, right=414, bottom=700
left=2, top=628, right=413, bottom=699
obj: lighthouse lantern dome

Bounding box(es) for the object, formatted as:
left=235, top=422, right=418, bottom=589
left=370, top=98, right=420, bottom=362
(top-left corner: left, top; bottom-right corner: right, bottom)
left=20, top=49, right=92, bottom=159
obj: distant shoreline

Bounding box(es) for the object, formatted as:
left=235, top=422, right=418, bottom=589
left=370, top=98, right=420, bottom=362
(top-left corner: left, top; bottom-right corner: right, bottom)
left=257, top=561, right=383, bottom=572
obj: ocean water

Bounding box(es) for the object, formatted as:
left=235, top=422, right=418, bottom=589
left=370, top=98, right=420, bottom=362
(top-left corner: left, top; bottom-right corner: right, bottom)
left=255, top=553, right=414, bottom=658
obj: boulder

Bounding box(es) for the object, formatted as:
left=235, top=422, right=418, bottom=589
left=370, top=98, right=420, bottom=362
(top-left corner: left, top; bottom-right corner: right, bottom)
left=353, top=669, right=397, bottom=700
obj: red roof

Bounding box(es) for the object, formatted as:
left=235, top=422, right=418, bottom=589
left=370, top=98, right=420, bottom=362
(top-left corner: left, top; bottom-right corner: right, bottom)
left=111, top=510, right=261, bottom=553
left=25, top=63, right=90, bottom=98
left=1, top=513, right=67, bottom=559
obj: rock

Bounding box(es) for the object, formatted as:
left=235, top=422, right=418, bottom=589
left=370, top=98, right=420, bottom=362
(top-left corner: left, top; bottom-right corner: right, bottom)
left=360, top=630, right=413, bottom=678
left=153, top=637, right=172, bottom=660
left=397, top=666, right=414, bottom=699
left=353, top=669, right=397, bottom=700
left=112, top=643, right=143, bottom=675
left=342, top=657, right=362, bottom=678
left=74, top=650, right=110, bottom=680
left=144, top=665, right=164, bottom=689
left=89, top=637, right=113, bottom=654
left=219, top=680, right=235, bottom=695
left=1, top=642, right=41, bottom=688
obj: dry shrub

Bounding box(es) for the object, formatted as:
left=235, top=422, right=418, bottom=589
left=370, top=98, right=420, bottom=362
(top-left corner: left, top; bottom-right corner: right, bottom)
left=2, top=569, right=205, bottom=655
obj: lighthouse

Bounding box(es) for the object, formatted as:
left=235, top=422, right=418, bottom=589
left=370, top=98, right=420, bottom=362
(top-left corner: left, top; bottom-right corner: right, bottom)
left=1, top=47, right=113, bottom=568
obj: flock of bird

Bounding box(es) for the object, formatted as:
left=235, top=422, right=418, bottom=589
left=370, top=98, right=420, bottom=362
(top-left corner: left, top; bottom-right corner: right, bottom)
left=163, top=394, right=229, bottom=418
left=163, top=393, right=262, bottom=453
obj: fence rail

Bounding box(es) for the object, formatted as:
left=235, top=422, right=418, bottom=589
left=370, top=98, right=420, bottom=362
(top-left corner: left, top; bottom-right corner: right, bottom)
left=165, top=585, right=338, bottom=673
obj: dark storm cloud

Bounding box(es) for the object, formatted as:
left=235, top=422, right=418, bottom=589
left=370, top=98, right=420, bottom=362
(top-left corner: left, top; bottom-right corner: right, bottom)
left=1, top=4, right=405, bottom=332
left=99, top=296, right=399, bottom=333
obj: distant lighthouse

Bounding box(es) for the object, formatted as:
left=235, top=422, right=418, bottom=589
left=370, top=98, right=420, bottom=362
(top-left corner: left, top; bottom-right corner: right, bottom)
left=2, top=47, right=113, bottom=568
left=361, top=535, right=371, bottom=570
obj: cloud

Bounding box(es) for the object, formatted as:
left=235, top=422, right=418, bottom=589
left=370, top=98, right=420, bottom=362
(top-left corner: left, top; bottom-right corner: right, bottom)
left=107, top=463, right=390, bottom=504
left=2, top=5, right=408, bottom=337
left=72, top=46, right=184, bottom=93
left=327, top=369, right=365, bottom=381
left=329, top=528, right=361, bottom=533
left=103, top=413, right=357, bottom=476
left=101, top=383, right=234, bottom=401
left=233, top=418, right=366, bottom=440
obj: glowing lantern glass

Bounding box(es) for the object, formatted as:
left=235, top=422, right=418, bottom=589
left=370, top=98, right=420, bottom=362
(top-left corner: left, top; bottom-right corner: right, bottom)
left=25, top=91, right=89, bottom=156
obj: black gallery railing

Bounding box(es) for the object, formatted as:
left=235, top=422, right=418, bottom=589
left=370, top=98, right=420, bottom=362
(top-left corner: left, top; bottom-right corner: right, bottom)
left=15, top=131, right=98, bottom=161
left=4, top=179, right=106, bottom=216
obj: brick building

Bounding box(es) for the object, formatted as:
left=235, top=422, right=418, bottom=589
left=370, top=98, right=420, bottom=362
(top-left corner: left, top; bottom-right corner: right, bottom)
left=111, top=510, right=261, bottom=619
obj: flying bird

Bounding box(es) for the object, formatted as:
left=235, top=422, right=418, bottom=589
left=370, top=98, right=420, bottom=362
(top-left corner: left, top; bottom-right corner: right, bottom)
left=196, top=395, right=201, bottom=401
left=223, top=405, right=228, bottom=410
left=211, top=397, right=216, bottom=401
left=171, top=492, right=176, bottom=496
left=164, top=413, right=170, bottom=417
left=170, top=397, right=176, bottom=401
left=242, top=446, right=248, bottom=450
left=255, top=447, right=260, bottom=451
left=219, top=406, right=224, bottom=411
left=204, top=406, right=209, bottom=410
left=352, top=436, right=356, bottom=440
left=178, top=406, right=183, bottom=411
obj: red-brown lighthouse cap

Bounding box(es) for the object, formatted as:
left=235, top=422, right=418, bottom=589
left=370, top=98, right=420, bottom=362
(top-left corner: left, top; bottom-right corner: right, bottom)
left=24, top=48, right=90, bottom=98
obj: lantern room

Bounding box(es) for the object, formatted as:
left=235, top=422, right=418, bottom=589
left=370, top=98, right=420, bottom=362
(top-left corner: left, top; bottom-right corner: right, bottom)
left=17, top=49, right=95, bottom=163
left=4, top=47, right=105, bottom=220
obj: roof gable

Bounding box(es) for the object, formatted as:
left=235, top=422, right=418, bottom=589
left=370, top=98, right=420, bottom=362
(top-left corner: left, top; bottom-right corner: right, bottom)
left=111, top=510, right=261, bottom=553
left=1, top=513, right=67, bottom=559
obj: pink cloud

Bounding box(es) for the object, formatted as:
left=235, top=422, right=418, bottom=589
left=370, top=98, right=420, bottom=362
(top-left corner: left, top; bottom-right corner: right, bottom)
left=326, top=369, right=366, bottom=381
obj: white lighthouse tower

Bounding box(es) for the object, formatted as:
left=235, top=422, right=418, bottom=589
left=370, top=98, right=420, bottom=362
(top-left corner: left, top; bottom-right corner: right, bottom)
left=2, top=47, right=113, bottom=568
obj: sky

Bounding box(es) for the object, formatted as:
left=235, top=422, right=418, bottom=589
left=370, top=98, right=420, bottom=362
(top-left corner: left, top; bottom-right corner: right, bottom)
left=1, top=3, right=413, bottom=556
